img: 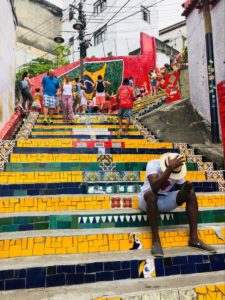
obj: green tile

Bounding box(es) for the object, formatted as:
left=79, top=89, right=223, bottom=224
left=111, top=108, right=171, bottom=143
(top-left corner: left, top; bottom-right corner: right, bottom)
left=34, top=222, right=49, bottom=230
left=0, top=218, right=13, bottom=226
left=2, top=225, right=19, bottom=232
left=57, top=221, right=71, bottom=229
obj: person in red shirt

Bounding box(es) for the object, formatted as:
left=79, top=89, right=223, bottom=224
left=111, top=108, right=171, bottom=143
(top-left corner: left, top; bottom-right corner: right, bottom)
left=116, top=78, right=136, bottom=135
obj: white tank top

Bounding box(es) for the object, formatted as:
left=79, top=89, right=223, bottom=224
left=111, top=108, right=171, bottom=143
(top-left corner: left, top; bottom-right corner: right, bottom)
left=63, top=83, right=73, bottom=96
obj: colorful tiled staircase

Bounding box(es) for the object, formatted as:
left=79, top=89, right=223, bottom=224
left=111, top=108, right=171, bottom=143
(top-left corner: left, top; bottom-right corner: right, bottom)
left=0, top=98, right=224, bottom=299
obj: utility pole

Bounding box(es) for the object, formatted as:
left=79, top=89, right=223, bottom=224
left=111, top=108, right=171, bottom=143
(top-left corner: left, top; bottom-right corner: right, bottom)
left=203, top=0, right=220, bottom=143
left=78, top=0, right=86, bottom=81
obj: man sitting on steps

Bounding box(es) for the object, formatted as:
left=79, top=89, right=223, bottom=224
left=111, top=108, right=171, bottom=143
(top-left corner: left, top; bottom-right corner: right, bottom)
left=138, top=152, right=216, bottom=257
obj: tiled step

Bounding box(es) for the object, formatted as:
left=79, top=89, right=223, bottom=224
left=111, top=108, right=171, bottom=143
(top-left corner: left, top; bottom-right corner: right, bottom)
left=0, top=170, right=206, bottom=184
left=0, top=193, right=223, bottom=213
left=0, top=208, right=223, bottom=233
left=12, top=148, right=179, bottom=155
left=1, top=272, right=224, bottom=300
left=16, top=139, right=172, bottom=149
left=29, top=134, right=146, bottom=139
left=0, top=247, right=223, bottom=292
left=0, top=181, right=219, bottom=197
left=5, top=162, right=199, bottom=173
left=0, top=225, right=224, bottom=259
left=32, top=126, right=138, bottom=131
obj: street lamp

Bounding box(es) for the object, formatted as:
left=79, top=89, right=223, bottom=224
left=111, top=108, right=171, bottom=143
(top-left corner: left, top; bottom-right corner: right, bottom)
left=73, top=21, right=84, bottom=31
left=54, top=34, right=65, bottom=44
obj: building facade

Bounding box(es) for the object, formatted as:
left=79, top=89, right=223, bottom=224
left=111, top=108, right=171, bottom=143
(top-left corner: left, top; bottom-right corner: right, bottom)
left=0, top=0, right=17, bottom=130
left=182, top=0, right=225, bottom=124
left=62, top=0, right=159, bottom=62
left=15, top=0, right=62, bottom=69
left=159, top=20, right=187, bottom=52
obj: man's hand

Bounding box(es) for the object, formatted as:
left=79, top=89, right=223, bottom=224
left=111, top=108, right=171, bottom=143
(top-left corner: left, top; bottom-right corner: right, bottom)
left=183, top=181, right=193, bottom=191
left=167, top=155, right=185, bottom=170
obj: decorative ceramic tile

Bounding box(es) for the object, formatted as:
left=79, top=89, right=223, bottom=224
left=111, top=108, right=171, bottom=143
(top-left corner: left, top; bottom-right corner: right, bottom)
left=206, top=170, right=224, bottom=181
left=139, top=259, right=156, bottom=278
left=179, top=148, right=194, bottom=156
left=123, top=171, right=140, bottom=181
left=97, top=154, right=113, bottom=164
left=197, top=161, right=214, bottom=172
left=0, top=140, right=16, bottom=163
left=111, top=197, right=122, bottom=208
left=84, top=172, right=102, bottom=182
left=0, top=162, right=4, bottom=172
left=99, top=162, right=116, bottom=172
left=174, top=143, right=188, bottom=151
left=129, top=233, right=143, bottom=250
left=218, top=181, right=225, bottom=192
left=16, top=112, right=39, bottom=140
left=187, top=155, right=203, bottom=163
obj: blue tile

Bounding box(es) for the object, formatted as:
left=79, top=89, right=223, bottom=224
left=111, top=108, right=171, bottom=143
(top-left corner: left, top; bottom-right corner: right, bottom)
left=14, top=269, right=26, bottom=278
left=86, top=262, right=103, bottom=273
left=0, top=280, right=4, bottom=291
left=188, top=255, right=203, bottom=264
left=195, top=263, right=211, bottom=273
left=57, top=265, right=75, bottom=274
left=104, top=261, right=121, bottom=271
left=46, top=274, right=65, bottom=287
left=180, top=264, right=196, bottom=274
left=66, top=274, right=84, bottom=285
left=165, top=266, right=180, bottom=276
left=18, top=224, right=34, bottom=231
left=5, top=279, right=25, bottom=290
left=155, top=258, right=165, bottom=277
left=84, top=274, right=96, bottom=283
left=114, top=269, right=131, bottom=280
left=121, top=261, right=130, bottom=270
left=0, top=270, right=14, bottom=280
left=172, top=256, right=188, bottom=265
left=211, top=262, right=225, bottom=272
left=209, top=254, right=224, bottom=264
left=47, top=266, right=56, bottom=275
left=96, top=272, right=113, bottom=282
left=163, top=257, right=173, bottom=267
left=130, top=260, right=139, bottom=279
left=26, top=267, right=46, bottom=288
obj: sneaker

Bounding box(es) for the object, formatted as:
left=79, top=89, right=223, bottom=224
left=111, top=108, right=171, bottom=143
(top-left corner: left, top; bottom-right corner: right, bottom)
left=151, top=242, right=164, bottom=257
left=43, top=118, right=48, bottom=125
left=189, top=240, right=217, bottom=253
left=48, top=119, right=53, bottom=125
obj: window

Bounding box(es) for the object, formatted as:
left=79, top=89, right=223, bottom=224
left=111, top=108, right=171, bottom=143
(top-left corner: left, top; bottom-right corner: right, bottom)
left=94, top=26, right=107, bottom=46
left=141, top=6, right=150, bottom=23
left=94, top=0, right=107, bottom=16
left=69, top=37, right=74, bottom=46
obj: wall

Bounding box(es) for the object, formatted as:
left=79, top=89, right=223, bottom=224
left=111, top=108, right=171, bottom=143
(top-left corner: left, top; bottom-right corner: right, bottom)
left=186, top=8, right=211, bottom=122
left=31, top=33, right=156, bottom=95
left=0, top=0, right=17, bottom=130
left=15, top=0, right=62, bottom=68
left=62, top=0, right=159, bottom=62
left=211, top=1, right=225, bottom=85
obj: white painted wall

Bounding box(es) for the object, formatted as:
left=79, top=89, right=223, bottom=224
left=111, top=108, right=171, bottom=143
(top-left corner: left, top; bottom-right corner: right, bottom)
left=159, top=23, right=187, bottom=51
left=211, top=0, right=225, bottom=85
left=156, top=51, right=170, bottom=67
left=0, top=0, right=17, bottom=130
left=62, top=0, right=159, bottom=61
left=186, top=9, right=211, bottom=122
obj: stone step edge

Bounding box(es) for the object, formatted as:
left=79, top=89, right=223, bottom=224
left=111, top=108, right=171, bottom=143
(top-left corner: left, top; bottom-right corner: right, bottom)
left=1, top=272, right=224, bottom=300
left=0, top=245, right=223, bottom=271
left=0, top=206, right=224, bottom=218
left=0, top=223, right=223, bottom=240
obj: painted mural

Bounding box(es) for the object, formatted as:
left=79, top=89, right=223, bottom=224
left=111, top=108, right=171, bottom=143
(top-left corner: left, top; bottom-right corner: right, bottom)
left=58, top=60, right=124, bottom=99
left=31, top=33, right=156, bottom=95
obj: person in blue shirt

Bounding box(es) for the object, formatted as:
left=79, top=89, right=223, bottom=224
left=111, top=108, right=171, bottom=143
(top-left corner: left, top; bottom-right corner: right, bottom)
left=41, top=69, right=60, bottom=124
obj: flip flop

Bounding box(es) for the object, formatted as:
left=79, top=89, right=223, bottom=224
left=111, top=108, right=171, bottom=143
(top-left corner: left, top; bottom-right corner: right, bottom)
left=151, top=242, right=164, bottom=257
left=189, top=241, right=217, bottom=253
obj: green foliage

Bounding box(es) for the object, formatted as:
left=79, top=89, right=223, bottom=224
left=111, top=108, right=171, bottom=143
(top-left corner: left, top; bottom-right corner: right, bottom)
left=181, top=46, right=188, bottom=62
left=16, top=45, right=71, bottom=81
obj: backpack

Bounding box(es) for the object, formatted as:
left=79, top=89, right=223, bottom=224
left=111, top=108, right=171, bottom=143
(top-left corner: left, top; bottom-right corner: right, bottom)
left=18, top=80, right=28, bottom=91
left=96, top=81, right=105, bottom=93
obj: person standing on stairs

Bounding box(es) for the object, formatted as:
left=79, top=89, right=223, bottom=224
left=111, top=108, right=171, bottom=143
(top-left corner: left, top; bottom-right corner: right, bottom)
left=19, top=71, right=34, bottom=111
left=41, top=69, right=60, bottom=125
left=61, top=74, right=74, bottom=124
left=93, top=75, right=111, bottom=112
left=116, top=78, right=136, bottom=135
left=138, top=152, right=216, bottom=257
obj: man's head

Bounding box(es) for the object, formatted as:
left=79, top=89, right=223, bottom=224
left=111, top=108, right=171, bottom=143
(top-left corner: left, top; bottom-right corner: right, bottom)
left=123, top=78, right=130, bottom=85
left=48, top=69, right=55, bottom=78
left=159, top=152, right=187, bottom=180
left=75, top=77, right=80, bottom=83
left=65, top=74, right=70, bottom=81
left=97, top=75, right=103, bottom=81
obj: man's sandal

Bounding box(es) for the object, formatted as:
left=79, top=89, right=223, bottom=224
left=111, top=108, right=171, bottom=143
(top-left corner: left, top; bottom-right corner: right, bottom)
left=189, top=241, right=217, bottom=253
left=151, top=242, right=164, bottom=257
